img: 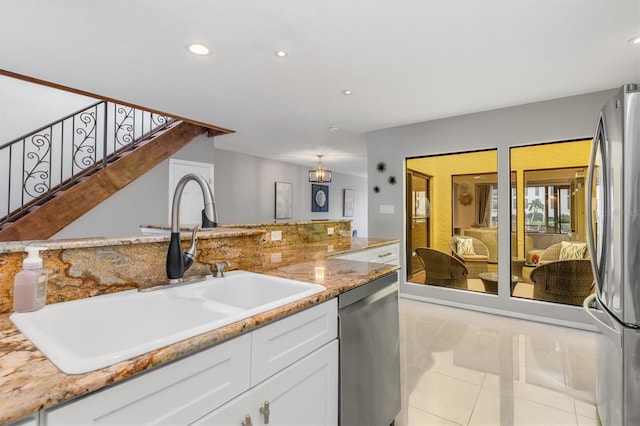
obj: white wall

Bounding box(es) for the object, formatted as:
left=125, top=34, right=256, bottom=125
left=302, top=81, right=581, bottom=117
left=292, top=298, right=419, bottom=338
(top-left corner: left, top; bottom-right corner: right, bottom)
left=366, top=88, right=617, bottom=327
left=53, top=143, right=367, bottom=239
left=0, top=75, right=96, bottom=142
left=214, top=149, right=368, bottom=236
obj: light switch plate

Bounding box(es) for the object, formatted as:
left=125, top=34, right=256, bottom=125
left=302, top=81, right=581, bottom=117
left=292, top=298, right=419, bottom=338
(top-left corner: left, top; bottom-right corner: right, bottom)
left=271, top=230, right=282, bottom=241
left=327, top=227, right=334, bottom=235
left=379, top=205, right=395, bottom=214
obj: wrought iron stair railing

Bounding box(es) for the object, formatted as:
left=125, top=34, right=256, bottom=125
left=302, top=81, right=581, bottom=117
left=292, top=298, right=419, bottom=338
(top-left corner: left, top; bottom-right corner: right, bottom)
left=0, top=101, right=176, bottom=227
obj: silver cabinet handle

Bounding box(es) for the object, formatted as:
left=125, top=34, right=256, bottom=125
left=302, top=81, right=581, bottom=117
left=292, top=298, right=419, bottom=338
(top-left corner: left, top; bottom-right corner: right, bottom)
left=259, top=401, right=270, bottom=424
left=241, top=415, right=252, bottom=426
left=378, top=252, right=393, bottom=258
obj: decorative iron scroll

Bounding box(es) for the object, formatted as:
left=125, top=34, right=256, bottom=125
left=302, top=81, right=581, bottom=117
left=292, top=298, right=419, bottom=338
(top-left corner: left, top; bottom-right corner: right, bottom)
left=151, top=114, right=168, bottom=128
left=73, top=107, right=98, bottom=171
left=115, top=105, right=135, bottom=149
left=23, top=131, right=51, bottom=200
left=1, top=100, right=175, bottom=226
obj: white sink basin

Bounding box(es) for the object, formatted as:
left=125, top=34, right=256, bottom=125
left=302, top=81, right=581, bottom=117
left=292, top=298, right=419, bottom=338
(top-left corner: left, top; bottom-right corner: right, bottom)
left=10, top=271, right=325, bottom=374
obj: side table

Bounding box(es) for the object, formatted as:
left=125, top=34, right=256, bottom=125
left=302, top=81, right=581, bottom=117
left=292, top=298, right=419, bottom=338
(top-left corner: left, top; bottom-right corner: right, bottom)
left=478, top=272, right=519, bottom=294
left=511, top=257, right=527, bottom=280
left=521, top=262, right=538, bottom=284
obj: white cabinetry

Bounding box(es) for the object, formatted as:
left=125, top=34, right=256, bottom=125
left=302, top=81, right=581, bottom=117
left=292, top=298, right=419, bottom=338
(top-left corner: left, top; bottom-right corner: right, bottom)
left=45, top=333, right=252, bottom=425
left=334, top=243, right=399, bottom=266
left=195, top=340, right=338, bottom=426
left=251, top=298, right=337, bottom=386
left=6, top=414, right=38, bottom=426
left=45, top=300, right=338, bottom=426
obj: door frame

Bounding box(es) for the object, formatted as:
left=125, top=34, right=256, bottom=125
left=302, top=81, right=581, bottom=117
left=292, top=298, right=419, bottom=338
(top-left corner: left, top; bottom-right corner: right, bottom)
left=405, top=169, right=431, bottom=280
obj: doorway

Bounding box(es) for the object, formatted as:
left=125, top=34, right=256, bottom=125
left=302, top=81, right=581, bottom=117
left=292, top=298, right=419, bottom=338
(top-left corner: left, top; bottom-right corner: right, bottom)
left=168, top=159, right=214, bottom=226
left=406, top=169, right=430, bottom=279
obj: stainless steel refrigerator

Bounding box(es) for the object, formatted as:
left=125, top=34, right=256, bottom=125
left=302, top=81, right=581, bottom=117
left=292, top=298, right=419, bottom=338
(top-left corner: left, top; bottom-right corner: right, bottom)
left=583, top=83, right=640, bottom=426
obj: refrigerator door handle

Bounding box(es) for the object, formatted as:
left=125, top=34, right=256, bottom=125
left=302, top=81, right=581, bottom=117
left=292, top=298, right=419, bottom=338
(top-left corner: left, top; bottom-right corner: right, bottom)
left=583, top=294, right=620, bottom=342
left=586, top=115, right=608, bottom=285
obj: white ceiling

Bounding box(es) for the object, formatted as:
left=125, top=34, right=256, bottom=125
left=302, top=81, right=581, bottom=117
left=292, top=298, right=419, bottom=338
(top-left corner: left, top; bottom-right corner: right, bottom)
left=1, top=1, right=638, bottom=177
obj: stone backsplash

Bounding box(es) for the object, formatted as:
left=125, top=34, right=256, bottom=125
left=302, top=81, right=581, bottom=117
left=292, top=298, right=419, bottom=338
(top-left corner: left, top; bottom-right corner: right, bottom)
left=0, top=229, right=264, bottom=314
left=223, top=220, right=352, bottom=248
left=0, top=220, right=353, bottom=314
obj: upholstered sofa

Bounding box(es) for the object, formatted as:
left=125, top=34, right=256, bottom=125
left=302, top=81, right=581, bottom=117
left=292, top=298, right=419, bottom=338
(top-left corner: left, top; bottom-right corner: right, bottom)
left=538, top=241, right=590, bottom=265
left=527, top=233, right=571, bottom=250
left=462, top=228, right=533, bottom=263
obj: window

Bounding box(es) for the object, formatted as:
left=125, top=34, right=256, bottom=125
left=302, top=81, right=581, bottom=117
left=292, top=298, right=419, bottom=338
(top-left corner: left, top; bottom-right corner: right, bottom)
left=510, top=140, right=591, bottom=306
left=525, top=183, right=571, bottom=233
left=405, top=150, right=499, bottom=295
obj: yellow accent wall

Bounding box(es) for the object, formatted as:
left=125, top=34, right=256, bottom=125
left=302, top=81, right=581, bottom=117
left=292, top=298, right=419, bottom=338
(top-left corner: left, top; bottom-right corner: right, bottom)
left=408, top=150, right=497, bottom=253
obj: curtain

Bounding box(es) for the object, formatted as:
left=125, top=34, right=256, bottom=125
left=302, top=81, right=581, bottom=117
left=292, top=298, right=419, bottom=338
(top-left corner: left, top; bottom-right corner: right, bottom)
left=476, top=184, right=492, bottom=227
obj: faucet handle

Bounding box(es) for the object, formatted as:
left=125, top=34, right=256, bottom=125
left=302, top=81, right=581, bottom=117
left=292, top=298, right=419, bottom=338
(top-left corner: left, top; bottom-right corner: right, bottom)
left=214, top=260, right=231, bottom=278
left=184, top=226, right=200, bottom=260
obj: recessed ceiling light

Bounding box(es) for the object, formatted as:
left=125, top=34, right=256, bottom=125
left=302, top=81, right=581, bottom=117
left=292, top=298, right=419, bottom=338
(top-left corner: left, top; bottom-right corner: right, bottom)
left=328, top=125, right=340, bottom=132
left=188, top=43, right=210, bottom=55
left=275, top=49, right=288, bottom=57
left=629, top=36, right=640, bottom=45
left=342, top=90, right=352, bottom=95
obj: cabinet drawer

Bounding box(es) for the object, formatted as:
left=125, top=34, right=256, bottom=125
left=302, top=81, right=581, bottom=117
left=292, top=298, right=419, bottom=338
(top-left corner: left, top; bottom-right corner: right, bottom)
left=334, top=244, right=400, bottom=265
left=364, top=244, right=399, bottom=264
left=334, top=251, right=367, bottom=262
left=251, top=299, right=337, bottom=385
left=45, top=333, right=251, bottom=426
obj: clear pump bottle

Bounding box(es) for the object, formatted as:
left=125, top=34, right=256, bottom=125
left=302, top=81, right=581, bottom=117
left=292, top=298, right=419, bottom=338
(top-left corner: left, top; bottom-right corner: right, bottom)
left=13, top=247, right=48, bottom=313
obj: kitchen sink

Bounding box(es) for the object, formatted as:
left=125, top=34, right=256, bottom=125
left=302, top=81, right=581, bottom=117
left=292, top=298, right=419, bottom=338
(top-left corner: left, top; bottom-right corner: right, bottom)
left=199, top=272, right=325, bottom=310
left=10, top=271, right=325, bottom=374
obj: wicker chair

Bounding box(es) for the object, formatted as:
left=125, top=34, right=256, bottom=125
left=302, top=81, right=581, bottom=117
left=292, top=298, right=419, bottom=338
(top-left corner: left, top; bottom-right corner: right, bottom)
left=415, top=247, right=468, bottom=289
left=538, top=242, right=590, bottom=264
left=530, top=259, right=595, bottom=305
left=448, top=237, right=489, bottom=278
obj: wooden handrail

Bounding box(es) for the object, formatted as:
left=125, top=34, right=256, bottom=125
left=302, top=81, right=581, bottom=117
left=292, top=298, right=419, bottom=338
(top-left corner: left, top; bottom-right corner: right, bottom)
left=0, top=69, right=235, bottom=136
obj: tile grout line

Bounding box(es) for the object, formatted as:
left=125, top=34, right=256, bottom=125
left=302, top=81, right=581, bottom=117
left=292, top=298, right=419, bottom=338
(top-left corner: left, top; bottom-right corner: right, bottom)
left=465, top=372, right=488, bottom=425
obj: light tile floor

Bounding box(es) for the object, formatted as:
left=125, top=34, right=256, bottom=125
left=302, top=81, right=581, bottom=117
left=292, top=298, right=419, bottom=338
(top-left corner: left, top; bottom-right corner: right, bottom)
left=397, top=298, right=600, bottom=426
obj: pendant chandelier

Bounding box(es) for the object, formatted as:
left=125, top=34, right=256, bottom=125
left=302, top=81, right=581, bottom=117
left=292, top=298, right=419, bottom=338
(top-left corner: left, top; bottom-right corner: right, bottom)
left=308, top=155, right=332, bottom=183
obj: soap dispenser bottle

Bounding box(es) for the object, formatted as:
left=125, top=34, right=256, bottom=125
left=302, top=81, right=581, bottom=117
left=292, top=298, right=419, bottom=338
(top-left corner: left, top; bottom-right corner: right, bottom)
left=13, top=246, right=48, bottom=313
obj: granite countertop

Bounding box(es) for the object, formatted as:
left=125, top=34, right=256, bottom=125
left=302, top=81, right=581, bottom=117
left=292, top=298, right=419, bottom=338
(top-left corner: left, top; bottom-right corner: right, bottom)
left=260, top=237, right=399, bottom=269
left=0, top=237, right=399, bottom=424
left=0, top=227, right=265, bottom=254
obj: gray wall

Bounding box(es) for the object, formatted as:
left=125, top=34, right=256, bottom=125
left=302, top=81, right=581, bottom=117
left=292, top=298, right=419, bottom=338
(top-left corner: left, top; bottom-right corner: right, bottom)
left=54, top=143, right=367, bottom=239
left=214, top=149, right=368, bottom=236
left=366, top=88, right=617, bottom=327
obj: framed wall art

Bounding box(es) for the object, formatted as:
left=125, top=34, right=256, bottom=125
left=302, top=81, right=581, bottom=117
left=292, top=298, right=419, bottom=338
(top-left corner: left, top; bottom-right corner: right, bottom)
left=343, top=189, right=354, bottom=217
left=311, top=184, right=329, bottom=212
left=275, top=182, right=293, bottom=219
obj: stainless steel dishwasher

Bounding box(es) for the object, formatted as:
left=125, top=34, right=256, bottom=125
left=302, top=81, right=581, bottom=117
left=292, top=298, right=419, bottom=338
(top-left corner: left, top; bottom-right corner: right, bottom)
left=338, top=271, right=400, bottom=426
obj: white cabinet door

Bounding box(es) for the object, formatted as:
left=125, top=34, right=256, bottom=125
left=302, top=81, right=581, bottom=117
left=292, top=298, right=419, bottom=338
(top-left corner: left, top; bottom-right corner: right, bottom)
left=168, top=159, right=214, bottom=226
left=45, top=334, right=251, bottom=426
left=190, top=391, right=253, bottom=426
left=196, top=340, right=339, bottom=426
left=251, top=340, right=338, bottom=426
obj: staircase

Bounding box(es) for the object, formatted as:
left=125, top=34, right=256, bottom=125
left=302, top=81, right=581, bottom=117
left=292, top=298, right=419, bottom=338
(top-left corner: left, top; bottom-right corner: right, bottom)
left=0, top=101, right=231, bottom=241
